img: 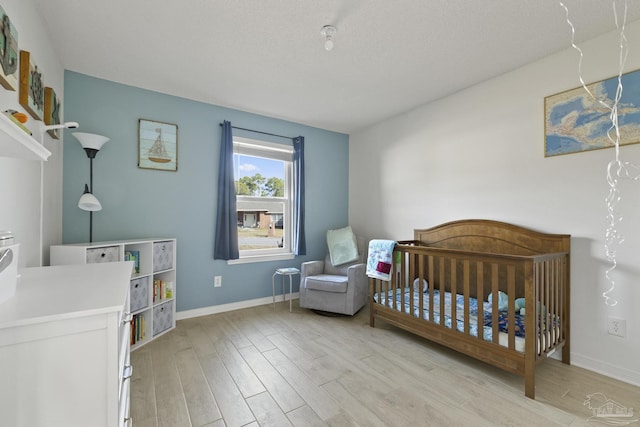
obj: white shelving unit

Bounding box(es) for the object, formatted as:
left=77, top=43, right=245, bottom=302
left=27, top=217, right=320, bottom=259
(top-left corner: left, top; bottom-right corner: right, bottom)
left=0, top=112, right=51, bottom=161
left=51, top=238, right=176, bottom=350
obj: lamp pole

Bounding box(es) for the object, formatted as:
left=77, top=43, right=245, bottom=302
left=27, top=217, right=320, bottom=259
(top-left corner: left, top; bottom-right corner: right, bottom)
left=84, top=147, right=99, bottom=244
left=89, top=156, right=94, bottom=243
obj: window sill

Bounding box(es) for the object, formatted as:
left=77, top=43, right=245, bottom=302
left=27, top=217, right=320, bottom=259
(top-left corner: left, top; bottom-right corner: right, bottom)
left=227, top=253, right=295, bottom=265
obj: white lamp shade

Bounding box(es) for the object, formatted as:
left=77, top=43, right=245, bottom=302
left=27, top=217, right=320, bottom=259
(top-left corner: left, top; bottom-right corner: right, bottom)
left=72, top=132, right=110, bottom=151
left=78, top=192, right=102, bottom=211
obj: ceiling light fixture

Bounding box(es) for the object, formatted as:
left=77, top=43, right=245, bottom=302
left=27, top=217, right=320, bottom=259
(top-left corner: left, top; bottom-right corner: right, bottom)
left=320, top=25, right=337, bottom=51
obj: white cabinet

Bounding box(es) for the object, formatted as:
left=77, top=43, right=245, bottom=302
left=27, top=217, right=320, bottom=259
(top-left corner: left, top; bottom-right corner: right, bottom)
left=0, top=262, right=133, bottom=427
left=51, top=238, right=177, bottom=350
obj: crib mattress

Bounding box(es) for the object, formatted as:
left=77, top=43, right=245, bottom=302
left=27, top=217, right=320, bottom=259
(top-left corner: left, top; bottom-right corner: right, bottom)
left=374, top=288, right=526, bottom=352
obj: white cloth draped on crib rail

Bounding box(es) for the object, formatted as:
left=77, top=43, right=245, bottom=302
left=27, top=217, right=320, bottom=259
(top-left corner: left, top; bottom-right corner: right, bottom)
left=366, top=239, right=396, bottom=281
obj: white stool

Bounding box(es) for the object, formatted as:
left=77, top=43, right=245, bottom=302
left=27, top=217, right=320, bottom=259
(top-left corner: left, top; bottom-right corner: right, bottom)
left=272, top=267, right=300, bottom=312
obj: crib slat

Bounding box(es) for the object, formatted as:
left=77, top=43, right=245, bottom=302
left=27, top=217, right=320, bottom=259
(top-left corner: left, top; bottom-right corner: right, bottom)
left=427, top=255, right=434, bottom=321
left=557, top=258, right=562, bottom=345
left=544, top=259, right=551, bottom=353
left=416, top=257, right=424, bottom=319
left=556, top=258, right=561, bottom=345
left=550, top=258, right=557, bottom=347
left=539, top=261, right=545, bottom=352
left=547, top=259, right=551, bottom=352
left=383, top=274, right=389, bottom=309
left=439, top=257, right=444, bottom=327
left=369, top=277, right=375, bottom=326
left=463, top=260, right=470, bottom=335
left=450, top=258, right=458, bottom=330
left=508, top=264, right=515, bottom=350
left=524, top=260, right=536, bottom=398
left=544, top=260, right=548, bottom=350
left=425, top=255, right=435, bottom=321
left=476, top=261, right=484, bottom=341
left=408, top=249, right=415, bottom=293
left=551, top=260, right=557, bottom=345
left=491, top=263, right=499, bottom=345
left=558, top=258, right=564, bottom=344
left=536, top=262, right=542, bottom=356
left=413, top=253, right=421, bottom=318
left=392, top=254, right=398, bottom=312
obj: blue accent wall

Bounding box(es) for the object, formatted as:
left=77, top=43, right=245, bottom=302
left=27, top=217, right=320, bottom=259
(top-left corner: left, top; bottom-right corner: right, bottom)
left=63, top=71, right=350, bottom=312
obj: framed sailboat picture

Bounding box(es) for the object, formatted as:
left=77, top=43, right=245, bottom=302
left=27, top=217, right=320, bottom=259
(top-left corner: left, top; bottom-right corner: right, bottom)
left=138, top=118, right=178, bottom=171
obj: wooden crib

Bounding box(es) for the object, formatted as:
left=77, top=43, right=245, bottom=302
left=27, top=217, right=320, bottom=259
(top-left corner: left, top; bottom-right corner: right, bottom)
left=368, top=219, right=570, bottom=399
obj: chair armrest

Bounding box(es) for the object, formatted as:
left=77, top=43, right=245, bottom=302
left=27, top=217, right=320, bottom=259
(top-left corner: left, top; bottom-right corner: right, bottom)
left=347, top=263, right=367, bottom=288
left=346, top=263, right=368, bottom=314
left=301, top=260, right=324, bottom=278
left=347, top=263, right=365, bottom=279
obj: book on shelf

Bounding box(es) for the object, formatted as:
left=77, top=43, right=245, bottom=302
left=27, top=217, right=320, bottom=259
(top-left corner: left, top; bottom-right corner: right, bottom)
left=153, top=279, right=172, bottom=302
left=124, top=250, right=140, bottom=273
left=130, top=317, right=135, bottom=345
left=130, top=314, right=146, bottom=345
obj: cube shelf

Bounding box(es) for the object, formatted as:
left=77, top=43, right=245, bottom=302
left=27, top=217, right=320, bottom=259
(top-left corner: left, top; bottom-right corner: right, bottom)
left=50, top=238, right=177, bottom=350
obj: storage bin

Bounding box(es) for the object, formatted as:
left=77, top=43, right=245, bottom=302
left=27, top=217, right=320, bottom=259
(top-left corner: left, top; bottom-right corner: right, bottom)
left=152, top=300, right=173, bottom=336
left=86, top=246, right=120, bottom=264
left=129, top=277, right=149, bottom=312
left=153, top=241, right=174, bottom=272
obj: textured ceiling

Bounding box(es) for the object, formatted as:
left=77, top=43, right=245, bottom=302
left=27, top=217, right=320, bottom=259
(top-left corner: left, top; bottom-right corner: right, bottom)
left=33, top=0, right=640, bottom=134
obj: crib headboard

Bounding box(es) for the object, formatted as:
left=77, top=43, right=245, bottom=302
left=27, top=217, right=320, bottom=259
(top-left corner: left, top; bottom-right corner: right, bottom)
left=414, top=219, right=570, bottom=256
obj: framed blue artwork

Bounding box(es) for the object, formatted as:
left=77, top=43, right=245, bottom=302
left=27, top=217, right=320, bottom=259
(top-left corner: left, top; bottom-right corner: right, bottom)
left=544, top=69, right=640, bottom=157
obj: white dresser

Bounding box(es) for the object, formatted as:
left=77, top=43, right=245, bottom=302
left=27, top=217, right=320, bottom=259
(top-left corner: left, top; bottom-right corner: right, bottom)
left=0, top=262, right=133, bottom=427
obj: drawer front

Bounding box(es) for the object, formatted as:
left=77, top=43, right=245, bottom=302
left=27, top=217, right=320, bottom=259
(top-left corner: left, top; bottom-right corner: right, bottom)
left=129, top=277, right=149, bottom=312
left=86, top=246, right=120, bottom=264
left=153, top=241, right=174, bottom=272
left=152, top=300, right=174, bottom=336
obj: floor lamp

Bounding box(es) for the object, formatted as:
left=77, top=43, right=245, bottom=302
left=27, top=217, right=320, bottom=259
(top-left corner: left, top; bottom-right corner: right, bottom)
left=73, top=132, right=110, bottom=243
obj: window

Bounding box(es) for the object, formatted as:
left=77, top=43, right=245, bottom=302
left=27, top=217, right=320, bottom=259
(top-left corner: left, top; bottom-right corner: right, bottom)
left=233, top=137, right=293, bottom=259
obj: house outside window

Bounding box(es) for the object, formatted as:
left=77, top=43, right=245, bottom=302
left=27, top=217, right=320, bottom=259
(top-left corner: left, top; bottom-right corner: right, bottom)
left=234, top=137, right=293, bottom=257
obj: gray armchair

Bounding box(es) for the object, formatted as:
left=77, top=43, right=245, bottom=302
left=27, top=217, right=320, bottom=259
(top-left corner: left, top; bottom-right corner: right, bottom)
left=299, top=236, right=368, bottom=315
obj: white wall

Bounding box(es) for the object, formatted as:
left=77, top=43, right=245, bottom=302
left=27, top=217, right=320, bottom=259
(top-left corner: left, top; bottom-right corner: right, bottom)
left=0, top=0, right=64, bottom=267
left=350, top=21, right=640, bottom=385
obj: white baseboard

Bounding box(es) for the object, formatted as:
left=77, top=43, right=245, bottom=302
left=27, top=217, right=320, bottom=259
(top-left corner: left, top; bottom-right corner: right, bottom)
left=572, top=352, right=640, bottom=387
left=176, top=292, right=299, bottom=320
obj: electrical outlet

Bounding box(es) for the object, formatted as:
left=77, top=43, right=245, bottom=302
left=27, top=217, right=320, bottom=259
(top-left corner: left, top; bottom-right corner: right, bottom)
left=214, top=276, right=222, bottom=287
left=607, top=317, right=626, bottom=337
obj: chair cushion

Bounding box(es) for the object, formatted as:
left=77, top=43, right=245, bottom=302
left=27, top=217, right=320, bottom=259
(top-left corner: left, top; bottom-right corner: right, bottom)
left=305, top=275, right=348, bottom=293
left=326, top=226, right=359, bottom=266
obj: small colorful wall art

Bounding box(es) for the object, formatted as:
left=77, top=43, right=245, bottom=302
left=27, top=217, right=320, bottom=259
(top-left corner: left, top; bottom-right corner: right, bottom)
left=0, top=5, right=18, bottom=91
left=19, top=50, right=44, bottom=120
left=544, top=69, right=640, bottom=157
left=44, top=87, right=61, bottom=139
left=138, top=119, right=178, bottom=171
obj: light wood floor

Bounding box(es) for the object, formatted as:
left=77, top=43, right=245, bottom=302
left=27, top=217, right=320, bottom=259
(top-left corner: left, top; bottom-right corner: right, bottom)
left=130, top=301, right=640, bottom=427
